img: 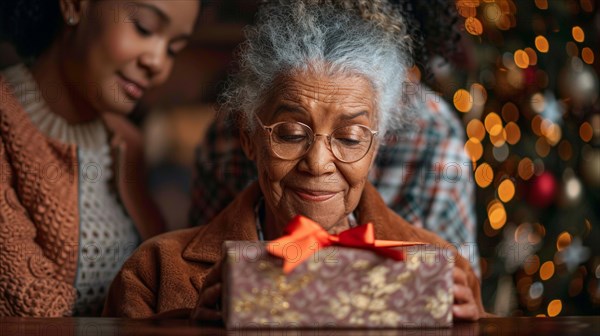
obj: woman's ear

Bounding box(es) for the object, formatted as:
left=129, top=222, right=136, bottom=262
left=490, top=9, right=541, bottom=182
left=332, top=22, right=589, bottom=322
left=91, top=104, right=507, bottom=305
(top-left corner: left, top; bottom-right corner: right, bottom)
left=240, top=128, right=257, bottom=161
left=59, top=0, right=87, bottom=26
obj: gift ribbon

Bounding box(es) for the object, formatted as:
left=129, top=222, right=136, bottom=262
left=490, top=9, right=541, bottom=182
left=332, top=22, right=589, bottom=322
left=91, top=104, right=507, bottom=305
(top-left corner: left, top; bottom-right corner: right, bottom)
left=266, top=215, right=426, bottom=273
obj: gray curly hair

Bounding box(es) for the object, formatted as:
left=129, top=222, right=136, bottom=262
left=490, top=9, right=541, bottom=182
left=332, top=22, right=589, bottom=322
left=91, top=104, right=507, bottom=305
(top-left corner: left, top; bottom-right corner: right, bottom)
left=221, top=0, right=413, bottom=134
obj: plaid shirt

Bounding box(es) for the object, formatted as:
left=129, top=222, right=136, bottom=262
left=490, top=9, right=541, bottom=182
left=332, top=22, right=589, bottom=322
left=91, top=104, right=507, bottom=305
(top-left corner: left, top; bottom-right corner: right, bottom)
left=190, top=86, right=480, bottom=276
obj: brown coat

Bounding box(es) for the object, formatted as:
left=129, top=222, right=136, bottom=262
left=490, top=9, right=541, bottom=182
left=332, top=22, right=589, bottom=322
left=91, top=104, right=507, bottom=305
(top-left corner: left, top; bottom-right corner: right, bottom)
left=103, top=182, right=484, bottom=319
left=0, top=76, right=165, bottom=317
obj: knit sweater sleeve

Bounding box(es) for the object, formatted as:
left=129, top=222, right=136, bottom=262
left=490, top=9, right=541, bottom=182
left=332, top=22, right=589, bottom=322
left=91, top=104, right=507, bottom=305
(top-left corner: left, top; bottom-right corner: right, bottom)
left=0, top=137, right=77, bottom=317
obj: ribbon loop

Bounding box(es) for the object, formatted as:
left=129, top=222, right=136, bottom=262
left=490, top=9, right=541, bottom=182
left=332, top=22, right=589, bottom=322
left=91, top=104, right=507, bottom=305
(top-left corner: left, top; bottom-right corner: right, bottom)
left=267, top=215, right=426, bottom=273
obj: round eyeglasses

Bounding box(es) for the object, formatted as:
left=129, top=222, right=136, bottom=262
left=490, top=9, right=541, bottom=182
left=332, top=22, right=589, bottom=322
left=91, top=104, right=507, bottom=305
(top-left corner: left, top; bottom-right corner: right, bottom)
left=255, top=114, right=378, bottom=163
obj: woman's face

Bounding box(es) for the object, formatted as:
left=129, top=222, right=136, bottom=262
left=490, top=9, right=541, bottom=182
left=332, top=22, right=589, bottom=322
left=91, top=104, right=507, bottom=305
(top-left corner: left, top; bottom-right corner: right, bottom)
left=242, top=70, right=379, bottom=233
left=59, top=0, right=199, bottom=115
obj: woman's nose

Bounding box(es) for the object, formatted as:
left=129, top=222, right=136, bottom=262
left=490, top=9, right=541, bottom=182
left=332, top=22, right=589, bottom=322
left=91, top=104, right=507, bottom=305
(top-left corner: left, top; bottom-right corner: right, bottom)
left=139, top=42, right=169, bottom=78
left=297, top=135, right=336, bottom=175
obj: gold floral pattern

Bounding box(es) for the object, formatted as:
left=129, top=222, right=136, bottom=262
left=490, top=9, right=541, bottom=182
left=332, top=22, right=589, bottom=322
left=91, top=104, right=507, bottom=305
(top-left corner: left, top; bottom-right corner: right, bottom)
left=426, top=289, right=453, bottom=321
left=223, top=242, right=454, bottom=329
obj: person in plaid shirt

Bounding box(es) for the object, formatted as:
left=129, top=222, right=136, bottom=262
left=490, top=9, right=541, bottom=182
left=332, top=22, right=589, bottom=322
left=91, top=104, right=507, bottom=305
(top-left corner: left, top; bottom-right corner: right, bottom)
left=189, top=0, right=480, bottom=276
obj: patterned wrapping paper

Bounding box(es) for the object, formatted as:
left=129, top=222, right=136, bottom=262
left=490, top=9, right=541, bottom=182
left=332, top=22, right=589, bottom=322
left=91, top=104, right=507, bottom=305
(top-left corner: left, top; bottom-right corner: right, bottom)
left=222, top=241, right=454, bottom=329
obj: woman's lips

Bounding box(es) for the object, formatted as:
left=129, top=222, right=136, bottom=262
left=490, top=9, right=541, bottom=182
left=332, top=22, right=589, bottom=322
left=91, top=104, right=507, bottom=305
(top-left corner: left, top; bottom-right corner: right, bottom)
left=293, top=189, right=338, bottom=202
left=117, top=73, right=145, bottom=100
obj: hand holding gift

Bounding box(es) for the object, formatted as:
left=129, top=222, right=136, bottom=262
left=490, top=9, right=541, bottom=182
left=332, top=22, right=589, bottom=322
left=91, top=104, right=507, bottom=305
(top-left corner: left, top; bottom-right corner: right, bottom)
left=453, top=267, right=481, bottom=321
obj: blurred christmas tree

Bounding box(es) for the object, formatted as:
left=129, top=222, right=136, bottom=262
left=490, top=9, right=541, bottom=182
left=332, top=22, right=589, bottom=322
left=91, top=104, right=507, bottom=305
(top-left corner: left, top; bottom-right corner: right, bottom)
left=450, top=0, right=600, bottom=316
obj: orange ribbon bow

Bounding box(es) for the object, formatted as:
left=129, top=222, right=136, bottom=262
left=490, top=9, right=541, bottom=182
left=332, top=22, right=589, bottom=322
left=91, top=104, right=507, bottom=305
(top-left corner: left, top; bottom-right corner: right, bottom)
left=266, top=215, right=426, bottom=273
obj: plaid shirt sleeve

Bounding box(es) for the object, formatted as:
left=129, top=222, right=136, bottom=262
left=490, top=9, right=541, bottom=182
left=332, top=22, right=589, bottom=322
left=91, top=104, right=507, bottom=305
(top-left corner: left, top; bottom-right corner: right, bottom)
left=190, top=86, right=480, bottom=277
left=189, top=118, right=257, bottom=226
left=370, top=88, right=480, bottom=277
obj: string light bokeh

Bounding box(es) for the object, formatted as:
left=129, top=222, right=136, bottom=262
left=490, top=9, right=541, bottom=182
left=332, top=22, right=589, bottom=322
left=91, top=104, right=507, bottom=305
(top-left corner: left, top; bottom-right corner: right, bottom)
left=454, top=0, right=599, bottom=316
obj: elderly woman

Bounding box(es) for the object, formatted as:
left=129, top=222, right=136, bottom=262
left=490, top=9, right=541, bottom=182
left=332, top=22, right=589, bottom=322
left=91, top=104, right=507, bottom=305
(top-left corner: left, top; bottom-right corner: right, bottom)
left=103, top=0, right=485, bottom=321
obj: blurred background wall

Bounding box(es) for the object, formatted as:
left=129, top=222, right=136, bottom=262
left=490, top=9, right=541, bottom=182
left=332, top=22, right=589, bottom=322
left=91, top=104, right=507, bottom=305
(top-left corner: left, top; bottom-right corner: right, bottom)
left=1, top=0, right=598, bottom=317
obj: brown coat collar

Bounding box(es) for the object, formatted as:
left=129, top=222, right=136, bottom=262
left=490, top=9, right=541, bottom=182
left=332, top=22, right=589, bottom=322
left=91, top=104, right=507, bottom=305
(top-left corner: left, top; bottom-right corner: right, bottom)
left=181, top=182, right=427, bottom=264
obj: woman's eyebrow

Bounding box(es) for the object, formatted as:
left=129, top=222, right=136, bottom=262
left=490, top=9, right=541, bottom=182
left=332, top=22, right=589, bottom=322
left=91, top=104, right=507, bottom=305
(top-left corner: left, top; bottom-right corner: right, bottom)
left=274, top=103, right=307, bottom=116
left=340, top=111, right=368, bottom=120
left=135, top=3, right=170, bottom=24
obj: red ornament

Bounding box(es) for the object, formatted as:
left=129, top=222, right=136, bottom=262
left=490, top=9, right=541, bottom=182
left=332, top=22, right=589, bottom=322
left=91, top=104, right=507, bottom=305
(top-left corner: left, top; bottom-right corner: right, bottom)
left=527, top=172, right=557, bottom=208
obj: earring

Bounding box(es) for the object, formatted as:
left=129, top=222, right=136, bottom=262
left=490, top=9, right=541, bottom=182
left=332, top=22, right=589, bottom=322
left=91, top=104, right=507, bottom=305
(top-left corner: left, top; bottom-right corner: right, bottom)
left=67, top=17, right=77, bottom=26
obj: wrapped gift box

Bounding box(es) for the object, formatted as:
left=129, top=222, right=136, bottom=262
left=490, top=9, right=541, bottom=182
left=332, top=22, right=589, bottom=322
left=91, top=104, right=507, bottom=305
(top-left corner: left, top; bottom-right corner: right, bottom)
left=222, top=241, right=454, bottom=329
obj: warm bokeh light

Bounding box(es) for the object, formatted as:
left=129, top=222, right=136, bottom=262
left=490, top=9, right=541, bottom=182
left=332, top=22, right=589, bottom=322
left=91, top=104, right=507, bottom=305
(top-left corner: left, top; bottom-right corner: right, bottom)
left=502, top=102, right=519, bottom=122
left=488, top=200, right=507, bottom=230
left=547, top=300, right=562, bottom=317
left=471, top=83, right=488, bottom=107
left=535, top=137, right=551, bottom=157
left=496, top=14, right=512, bottom=31
left=490, top=129, right=507, bottom=147
left=533, top=223, right=546, bottom=240
left=485, top=113, right=503, bottom=136
left=541, top=120, right=562, bottom=145
left=498, top=179, right=516, bottom=203
left=475, top=163, right=494, bottom=188
left=518, top=276, right=533, bottom=295
left=531, top=93, right=546, bottom=113
left=518, top=157, right=535, bottom=180
left=580, top=122, right=593, bottom=142
left=581, top=47, right=594, bottom=64
left=465, top=17, right=483, bottom=36
left=524, top=47, right=538, bottom=66
left=534, top=0, right=548, bottom=10
left=454, top=89, right=473, bottom=113
left=467, top=119, right=486, bottom=141
left=514, top=50, right=530, bottom=69
left=572, top=26, right=585, bottom=43
left=556, top=232, right=572, bottom=251
left=580, top=0, right=594, bottom=12
left=465, top=138, right=484, bottom=161
left=505, top=122, right=521, bottom=145
left=558, top=140, right=573, bottom=161
left=566, top=42, right=579, bottom=57
left=507, top=66, right=525, bottom=88
left=456, top=0, right=478, bottom=17
left=524, top=255, right=541, bottom=275
left=484, top=3, right=501, bottom=24
left=540, top=261, right=555, bottom=281
left=531, top=115, right=544, bottom=136
left=535, top=36, right=549, bottom=53
left=483, top=219, right=499, bottom=238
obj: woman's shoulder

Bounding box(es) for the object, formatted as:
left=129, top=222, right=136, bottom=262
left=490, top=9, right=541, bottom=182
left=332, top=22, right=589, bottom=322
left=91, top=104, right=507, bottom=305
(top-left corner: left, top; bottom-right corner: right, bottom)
left=132, top=227, right=203, bottom=260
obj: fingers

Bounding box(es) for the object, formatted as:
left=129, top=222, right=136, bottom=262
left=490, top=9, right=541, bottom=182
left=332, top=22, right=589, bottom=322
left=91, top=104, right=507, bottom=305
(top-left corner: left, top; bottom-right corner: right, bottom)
left=453, top=302, right=480, bottom=321
left=453, top=267, right=468, bottom=287
left=453, top=282, right=479, bottom=321
left=191, top=283, right=222, bottom=321
left=454, top=283, right=474, bottom=304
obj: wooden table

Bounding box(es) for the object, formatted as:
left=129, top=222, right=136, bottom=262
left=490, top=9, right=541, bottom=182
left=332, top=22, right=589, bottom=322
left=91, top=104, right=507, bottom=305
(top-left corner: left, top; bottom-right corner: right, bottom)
left=1, top=316, right=599, bottom=335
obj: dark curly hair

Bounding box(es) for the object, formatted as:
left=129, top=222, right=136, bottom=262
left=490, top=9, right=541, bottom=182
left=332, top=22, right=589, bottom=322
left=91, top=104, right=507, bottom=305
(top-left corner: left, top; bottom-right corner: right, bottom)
left=392, top=0, right=461, bottom=67
left=0, top=0, right=207, bottom=60
left=0, top=0, right=62, bottom=59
